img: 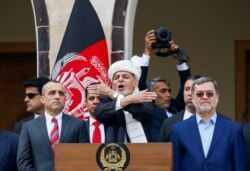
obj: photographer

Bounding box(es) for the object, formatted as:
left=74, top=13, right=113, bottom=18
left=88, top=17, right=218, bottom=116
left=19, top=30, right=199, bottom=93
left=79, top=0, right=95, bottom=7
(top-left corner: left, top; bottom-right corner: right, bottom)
left=138, top=29, right=191, bottom=142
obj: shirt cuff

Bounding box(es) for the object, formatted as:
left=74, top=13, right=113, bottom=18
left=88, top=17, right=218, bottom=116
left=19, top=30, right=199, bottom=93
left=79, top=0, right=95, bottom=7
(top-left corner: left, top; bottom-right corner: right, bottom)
left=141, top=54, right=150, bottom=66
left=176, top=62, right=189, bottom=71
left=115, top=94, right=125, bottom=111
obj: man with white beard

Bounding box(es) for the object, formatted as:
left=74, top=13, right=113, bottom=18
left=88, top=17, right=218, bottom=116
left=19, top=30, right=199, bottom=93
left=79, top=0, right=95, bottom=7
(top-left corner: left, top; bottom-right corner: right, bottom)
left=170, top=77, right=246, bottom=171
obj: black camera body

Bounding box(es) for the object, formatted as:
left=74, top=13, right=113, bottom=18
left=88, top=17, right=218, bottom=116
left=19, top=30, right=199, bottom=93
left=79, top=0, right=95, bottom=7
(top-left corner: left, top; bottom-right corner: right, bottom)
left=151, top=27, right=189, bottom=62
left=152, top=27, right=172, bottom=49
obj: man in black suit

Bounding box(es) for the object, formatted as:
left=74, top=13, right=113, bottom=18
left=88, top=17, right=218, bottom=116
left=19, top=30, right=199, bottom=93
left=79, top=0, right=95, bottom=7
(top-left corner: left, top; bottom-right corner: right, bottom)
left=85, top=82, right=129, bottom=143
left=159, top=75, right=201, bottom=142
left=243, top=122, right=250, bottom=171
left=13, top=76, right=50, bottom=134
left=92, top=59, right=157, bottom=143
left=0, top=128, right=18, bottom=171
left=138, top=30, right=191, bottom=141
left=17, top=81, right=89, bottom=171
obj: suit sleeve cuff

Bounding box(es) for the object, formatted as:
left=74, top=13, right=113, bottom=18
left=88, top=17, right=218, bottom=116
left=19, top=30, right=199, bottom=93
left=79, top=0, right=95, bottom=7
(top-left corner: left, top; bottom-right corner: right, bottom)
left=176, top=62, right=189, bottom=71
left=141, top=54, right=150, bottom=66
left=115, top=94, right=125, bottom=111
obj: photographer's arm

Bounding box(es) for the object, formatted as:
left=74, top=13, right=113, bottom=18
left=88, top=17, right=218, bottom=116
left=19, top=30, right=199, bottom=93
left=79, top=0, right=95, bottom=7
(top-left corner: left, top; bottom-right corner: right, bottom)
left=171, top=42, right=191, bottom=111
left=139, top=30, right=156, bottom=90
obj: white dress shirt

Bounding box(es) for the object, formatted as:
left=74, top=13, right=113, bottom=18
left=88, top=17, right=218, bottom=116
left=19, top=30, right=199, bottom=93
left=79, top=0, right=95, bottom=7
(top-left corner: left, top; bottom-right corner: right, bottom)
left=89, top=116, right=105, bottom=143
left=183, top=108, right=194, bottom=120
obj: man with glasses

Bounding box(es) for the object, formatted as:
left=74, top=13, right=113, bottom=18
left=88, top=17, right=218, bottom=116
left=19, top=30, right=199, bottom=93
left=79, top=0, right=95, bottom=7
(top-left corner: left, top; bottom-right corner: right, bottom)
left=170, top=77, right=246, bottom=171
left=13, top=76, right=50, bottom=134
left=139, top=30, right=191, bottom=141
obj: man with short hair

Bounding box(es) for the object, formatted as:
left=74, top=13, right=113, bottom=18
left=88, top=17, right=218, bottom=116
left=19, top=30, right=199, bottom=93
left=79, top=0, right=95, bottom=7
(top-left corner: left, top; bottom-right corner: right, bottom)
left=140, top=30, right=191, bottom=141
left=17, top=81, right=89, bottom=171
left=93, top=59, right=157, bottom=143
left=13, top=76, right=50, bottom=134
left=159, top=75, right=201, bottom=142
left=170, top=77, right=246, bottom=171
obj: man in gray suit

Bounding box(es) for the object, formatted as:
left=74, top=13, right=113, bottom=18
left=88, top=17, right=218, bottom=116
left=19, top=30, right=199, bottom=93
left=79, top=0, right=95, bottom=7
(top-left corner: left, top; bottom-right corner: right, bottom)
left=17, top=80, right=89, bottom=171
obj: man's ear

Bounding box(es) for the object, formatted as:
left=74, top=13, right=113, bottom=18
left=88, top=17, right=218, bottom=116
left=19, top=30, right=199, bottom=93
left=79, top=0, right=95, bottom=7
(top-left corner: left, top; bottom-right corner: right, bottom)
left=40, top=96, right=45, bottom=104
left=134, top=80, right=139, bottom=88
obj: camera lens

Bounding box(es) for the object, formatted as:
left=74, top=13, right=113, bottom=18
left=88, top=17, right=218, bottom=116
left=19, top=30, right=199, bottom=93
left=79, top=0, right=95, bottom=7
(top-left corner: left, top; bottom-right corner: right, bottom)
left=157, top=27, right=171, bottom=42
left=152, top=27, right=172, bottom=49
left=160, top=31, right=167, bottom=39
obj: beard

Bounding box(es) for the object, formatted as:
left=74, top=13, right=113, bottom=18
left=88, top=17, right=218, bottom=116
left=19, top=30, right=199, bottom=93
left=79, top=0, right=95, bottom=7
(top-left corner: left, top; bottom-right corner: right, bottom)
left=197, top=105, right=212, bottom=113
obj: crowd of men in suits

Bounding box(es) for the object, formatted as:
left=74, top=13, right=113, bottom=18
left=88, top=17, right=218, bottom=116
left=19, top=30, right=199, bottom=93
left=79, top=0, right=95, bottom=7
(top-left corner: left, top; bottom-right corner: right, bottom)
left=1, top=30, right=250, bottom=171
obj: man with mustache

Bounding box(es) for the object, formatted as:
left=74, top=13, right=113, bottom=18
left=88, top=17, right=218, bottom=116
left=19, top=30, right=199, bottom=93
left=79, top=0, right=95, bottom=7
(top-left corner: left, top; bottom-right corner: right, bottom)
left=93, top=59, right=157, bottom=143
left=140, top=30, right=191, bottom=142
left=85, top=82, right=119, bottom=143
left=170, top=77, right=246, bottom=171
left=159, top=75, right=201, bottom=142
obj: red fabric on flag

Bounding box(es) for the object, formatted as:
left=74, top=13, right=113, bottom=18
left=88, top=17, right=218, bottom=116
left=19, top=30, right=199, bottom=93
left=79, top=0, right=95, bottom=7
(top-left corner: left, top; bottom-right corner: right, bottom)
left=50, top=118, right=59, bottom=151
left=51, top=0, right=110, bottom=120
left=92, top=121, right=101, bottom=143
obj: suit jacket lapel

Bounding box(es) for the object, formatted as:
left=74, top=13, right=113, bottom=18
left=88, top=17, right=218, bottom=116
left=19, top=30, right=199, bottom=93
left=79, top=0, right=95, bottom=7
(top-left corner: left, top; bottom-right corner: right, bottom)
left=37, top=116, right=52, bottom=151
left=187, top=116, right=205, bottom=157
left=60, top=114, right=71, bottom=142
left=206, top=114, right=226, bottom=158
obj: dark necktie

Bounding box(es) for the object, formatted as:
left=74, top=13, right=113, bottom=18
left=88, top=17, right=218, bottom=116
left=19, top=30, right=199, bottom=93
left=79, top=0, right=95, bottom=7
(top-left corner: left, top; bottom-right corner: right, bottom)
left=50, top=117, right=59, bottom=151
left=92, top=121, right=101, bottom=143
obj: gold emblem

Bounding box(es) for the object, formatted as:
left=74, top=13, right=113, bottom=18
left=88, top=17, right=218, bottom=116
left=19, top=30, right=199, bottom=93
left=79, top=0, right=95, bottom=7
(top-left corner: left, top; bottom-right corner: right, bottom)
left=96, top=143, right=130, bottom=171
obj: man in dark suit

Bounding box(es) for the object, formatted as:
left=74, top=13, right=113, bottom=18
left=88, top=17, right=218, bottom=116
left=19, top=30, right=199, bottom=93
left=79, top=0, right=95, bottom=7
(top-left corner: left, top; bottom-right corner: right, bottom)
left=92, top=59, right=157, bottom=143
left=17, top=81, right=89, bottom=171
left=13, top=76, right=50, bottom=134
left=243, top=122, right=250, bottom=171
left=159, top=75, right=201, bottom=142
left=138, top=30, right=191, bottom=141
left=0, top=128, right=18, bottom=171
left=85, top=82, right=115, bottom=143
left=170, top=77, right=246, bottom=171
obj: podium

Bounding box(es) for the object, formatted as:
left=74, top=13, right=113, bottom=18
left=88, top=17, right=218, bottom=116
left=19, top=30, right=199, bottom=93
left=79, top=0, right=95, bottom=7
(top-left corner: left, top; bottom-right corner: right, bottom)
left=54, top=143, right=173, bottom=171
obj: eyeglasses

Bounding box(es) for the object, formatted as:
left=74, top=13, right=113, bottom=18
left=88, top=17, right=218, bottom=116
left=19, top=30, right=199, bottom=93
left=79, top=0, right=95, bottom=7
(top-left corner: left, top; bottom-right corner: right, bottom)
left=195, top=92, right=215, bottom=98
left=25, top=93, right=40, bottom=99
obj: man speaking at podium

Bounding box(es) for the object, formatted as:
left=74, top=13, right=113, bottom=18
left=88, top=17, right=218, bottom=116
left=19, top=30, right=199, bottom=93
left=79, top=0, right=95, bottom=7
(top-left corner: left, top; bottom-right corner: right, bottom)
left=93, top=59, right=157, bottom=143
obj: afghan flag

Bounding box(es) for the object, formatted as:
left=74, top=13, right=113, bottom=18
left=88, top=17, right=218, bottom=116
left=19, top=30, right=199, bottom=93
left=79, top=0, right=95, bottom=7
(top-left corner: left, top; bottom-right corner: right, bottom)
left=51, top=0, right=110, bottom=120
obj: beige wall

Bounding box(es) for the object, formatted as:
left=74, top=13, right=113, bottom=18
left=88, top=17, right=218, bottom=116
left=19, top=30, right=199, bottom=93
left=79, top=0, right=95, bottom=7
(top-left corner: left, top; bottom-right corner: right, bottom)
left=133, top=1, right=250, bottom=119
left=0, top=0, right=35, bottom=42
left=1, top=0, right=250, bottom=119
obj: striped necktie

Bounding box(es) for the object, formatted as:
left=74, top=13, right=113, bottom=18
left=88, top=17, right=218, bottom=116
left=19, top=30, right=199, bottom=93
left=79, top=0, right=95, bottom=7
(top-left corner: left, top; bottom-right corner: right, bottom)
left=50, top=117, right=59, bottom=151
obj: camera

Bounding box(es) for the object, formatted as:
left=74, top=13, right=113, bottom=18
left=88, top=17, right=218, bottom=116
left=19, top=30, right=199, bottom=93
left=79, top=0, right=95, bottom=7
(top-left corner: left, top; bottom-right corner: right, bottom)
left=152, top=27, right=172, bottom=49
left=151, top=27, right=190, bottom=62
